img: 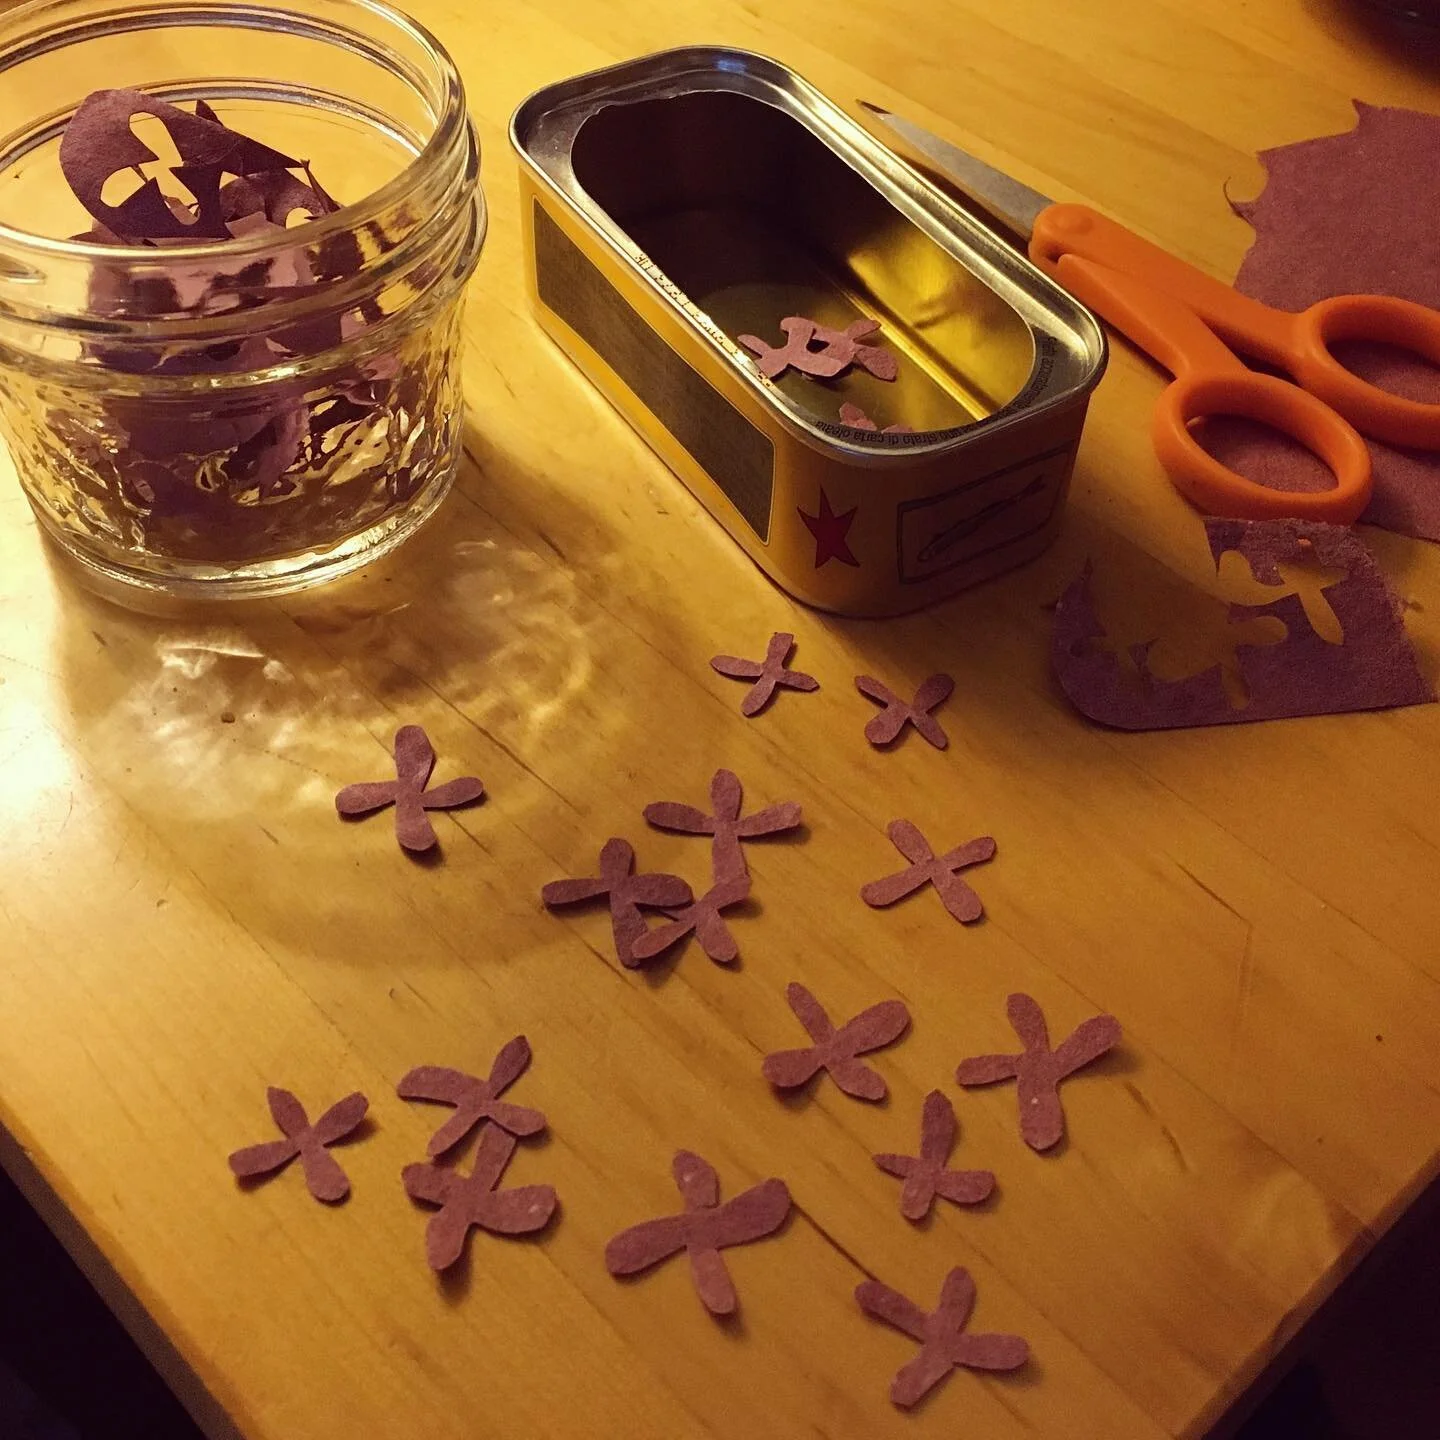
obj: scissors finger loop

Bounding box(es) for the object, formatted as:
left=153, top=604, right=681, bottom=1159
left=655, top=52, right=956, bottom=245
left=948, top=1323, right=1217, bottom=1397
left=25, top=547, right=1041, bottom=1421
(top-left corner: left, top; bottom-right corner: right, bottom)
left=1292, top=294, right=1440, bottom=449
left=1152, top=371, right=1372, bottom=524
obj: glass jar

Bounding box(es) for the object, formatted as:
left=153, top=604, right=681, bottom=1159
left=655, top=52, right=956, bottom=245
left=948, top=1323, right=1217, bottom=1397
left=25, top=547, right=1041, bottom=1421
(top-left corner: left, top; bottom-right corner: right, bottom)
left=0, top=0, right=483, bottom=596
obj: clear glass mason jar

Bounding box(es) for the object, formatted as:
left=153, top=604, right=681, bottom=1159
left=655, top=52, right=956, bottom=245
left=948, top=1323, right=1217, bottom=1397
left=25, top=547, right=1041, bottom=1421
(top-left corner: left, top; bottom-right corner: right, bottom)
left=0, top=0, right=483, bottom=596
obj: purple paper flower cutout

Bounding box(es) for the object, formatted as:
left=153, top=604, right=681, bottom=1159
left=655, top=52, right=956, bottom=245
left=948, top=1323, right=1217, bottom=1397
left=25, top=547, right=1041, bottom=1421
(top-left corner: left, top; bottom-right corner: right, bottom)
left=738, top=316, right=898, bottom=381
left=839, top=402, right=913, bottom=434
left=955, top=993, right=1121, bottom=1152
left=335, top=725, right=485, bottom=853
left=541, top=838, right=693, bottom=966
left=860, top=820, right=996, bottom=924
left=402, top=1124, right=558, bottom=1271
left=605, top=1150, right=792, bottom=1317
left=812, top=319, right=899, bottom=380
left=228, top=1087, right=369, bottom=1203
left=738, top=317, right=848, bottom=379
left=873, top=1090, right=995, bottom=1221
left=710, top=632, right=820, bottom=716
left=644, top=768, right=802, bottom=882
left=855, top=673, right=954, bottom=749
left=630, top=875, right=751, bottom=965
left=396, top=1035, right=546, bottom=1158
left=762, top=982, right=911, bottom=1102
left=856, top=1267, right=1029, bottom=1409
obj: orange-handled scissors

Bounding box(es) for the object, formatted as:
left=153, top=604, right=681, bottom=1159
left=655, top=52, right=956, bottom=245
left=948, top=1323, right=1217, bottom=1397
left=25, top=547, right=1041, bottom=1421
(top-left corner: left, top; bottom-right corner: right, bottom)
left=865, top=105, right=1440, bottom=525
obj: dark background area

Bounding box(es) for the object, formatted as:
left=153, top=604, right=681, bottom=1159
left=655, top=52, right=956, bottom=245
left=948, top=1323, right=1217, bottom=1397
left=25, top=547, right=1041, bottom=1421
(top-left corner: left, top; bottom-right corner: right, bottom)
left=2, top=1160, right=1437, bottom=1439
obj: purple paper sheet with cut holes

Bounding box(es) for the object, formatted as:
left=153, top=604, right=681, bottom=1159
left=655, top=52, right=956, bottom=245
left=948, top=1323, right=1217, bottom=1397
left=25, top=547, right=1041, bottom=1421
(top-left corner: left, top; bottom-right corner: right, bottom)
left=1051, top=519, right=1433, bottom=729
left=62, top=90, right=295, bottom=242
left=1208, top=103, right=1440, bottom=541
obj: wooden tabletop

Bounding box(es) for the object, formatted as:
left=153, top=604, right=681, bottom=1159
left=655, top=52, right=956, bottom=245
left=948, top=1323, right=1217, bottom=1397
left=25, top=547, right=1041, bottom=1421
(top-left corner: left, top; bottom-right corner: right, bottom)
left=4, top=2, right=1440, bottom=1437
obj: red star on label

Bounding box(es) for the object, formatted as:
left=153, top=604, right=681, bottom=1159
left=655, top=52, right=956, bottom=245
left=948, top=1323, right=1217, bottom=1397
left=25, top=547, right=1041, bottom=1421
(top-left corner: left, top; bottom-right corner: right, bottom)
left=798, top=488, right=860, bottom=568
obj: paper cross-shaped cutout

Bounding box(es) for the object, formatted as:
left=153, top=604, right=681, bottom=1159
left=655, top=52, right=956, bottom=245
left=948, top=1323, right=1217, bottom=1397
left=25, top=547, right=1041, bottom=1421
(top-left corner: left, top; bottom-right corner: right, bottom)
left=873, top=1090, right=995, bottom=1221
left=738, top=317, right=848, bottom=379
left=335, top=725, right=485, bottom=853
left=402, top=1124, right=558, bottom=1271
left=856, top=1266, right=1029, bottom=1409
left=839, top=402, right=913, bottom=434
left=396, top=1035, right=546, bottom=1158
left=762, top=981, right=911, bottom=1102
left=856, top=673, right=954, bottom=749
left=955, top=993, right=1122, bottom=1151
left=813, top=320, right=899, bottom=380
left=860, top=820, right=996, bottom=924
left=644, top=768, right=803, bottom=882
left=710, top=632, right=820, bottom=716
left=541, top=838, right=693, bottom=966
left=228, top=1087, right=369, bottom=1204
left=605, top=1150, right=792, bottom=1316
left=738, top=316, right=899, bottom=382
left=630, top=875, right=751, bottom=965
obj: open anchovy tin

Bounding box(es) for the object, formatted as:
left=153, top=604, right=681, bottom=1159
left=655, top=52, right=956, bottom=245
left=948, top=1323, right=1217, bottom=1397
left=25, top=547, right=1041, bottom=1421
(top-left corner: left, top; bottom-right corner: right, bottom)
left=511, top=48, right=1106, bottom=616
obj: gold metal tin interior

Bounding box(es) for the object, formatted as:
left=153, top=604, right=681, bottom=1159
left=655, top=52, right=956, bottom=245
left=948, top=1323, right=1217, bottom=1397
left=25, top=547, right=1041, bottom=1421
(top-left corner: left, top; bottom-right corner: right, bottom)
left=570, top=90, right=1035, bottom=435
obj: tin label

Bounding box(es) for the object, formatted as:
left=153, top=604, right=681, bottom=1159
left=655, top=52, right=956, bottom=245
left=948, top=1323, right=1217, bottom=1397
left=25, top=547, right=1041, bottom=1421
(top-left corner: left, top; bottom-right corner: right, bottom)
left=533, top=204, right=775, bottom=541
left=895, top=443, right=1074, bottom=584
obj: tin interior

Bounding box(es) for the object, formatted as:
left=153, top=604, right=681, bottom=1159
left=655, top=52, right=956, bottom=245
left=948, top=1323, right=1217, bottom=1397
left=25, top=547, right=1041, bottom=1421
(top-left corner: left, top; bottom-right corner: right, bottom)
left=570, top=91, right=1035, bottom=436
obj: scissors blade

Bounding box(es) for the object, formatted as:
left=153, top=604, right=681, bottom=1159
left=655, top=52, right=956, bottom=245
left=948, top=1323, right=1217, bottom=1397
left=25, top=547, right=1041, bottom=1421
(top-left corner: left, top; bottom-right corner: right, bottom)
left=860, top=102, right=1053, bottom=239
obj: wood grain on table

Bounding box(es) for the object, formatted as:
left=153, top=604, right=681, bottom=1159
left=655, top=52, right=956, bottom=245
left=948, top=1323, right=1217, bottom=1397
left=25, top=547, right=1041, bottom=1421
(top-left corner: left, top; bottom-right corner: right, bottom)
left=2, top=1, right=1439, bottom=1438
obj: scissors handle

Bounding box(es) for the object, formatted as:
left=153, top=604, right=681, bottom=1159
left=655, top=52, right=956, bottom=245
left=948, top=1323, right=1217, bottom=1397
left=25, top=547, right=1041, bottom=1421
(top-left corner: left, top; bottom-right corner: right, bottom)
left=1034, top=203, right=1440, bottom=449
left=1032, top=203, right=1293, bottom=348
left=1287, top=294, right=1440, bottom=449
left=1055, top=253, right=1373, bottom=523
left=1152, top=369, right=1373, bottom=524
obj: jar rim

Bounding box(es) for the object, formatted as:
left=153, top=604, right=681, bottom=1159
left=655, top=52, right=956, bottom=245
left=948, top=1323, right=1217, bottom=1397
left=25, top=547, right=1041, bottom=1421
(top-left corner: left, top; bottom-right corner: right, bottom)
left=0, top=0, right=471, bottom=269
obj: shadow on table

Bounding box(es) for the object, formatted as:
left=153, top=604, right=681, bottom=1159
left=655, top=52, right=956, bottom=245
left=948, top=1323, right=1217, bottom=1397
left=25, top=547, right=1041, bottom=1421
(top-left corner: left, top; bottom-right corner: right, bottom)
left=39, top=436, right=697, bottom=967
